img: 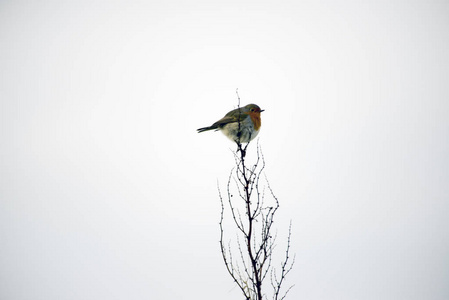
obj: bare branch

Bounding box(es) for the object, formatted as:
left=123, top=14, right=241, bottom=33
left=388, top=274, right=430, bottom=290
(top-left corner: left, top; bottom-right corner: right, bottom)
left=217, top=96, right=294, bottom=300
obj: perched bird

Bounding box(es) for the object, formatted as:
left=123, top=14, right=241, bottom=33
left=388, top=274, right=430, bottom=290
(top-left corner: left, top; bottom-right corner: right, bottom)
left=197, top=104, right=264, bottom=143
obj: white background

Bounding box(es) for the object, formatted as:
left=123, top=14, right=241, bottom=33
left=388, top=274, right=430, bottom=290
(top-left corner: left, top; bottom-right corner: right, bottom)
left=1, top=1, right=448, bottom=299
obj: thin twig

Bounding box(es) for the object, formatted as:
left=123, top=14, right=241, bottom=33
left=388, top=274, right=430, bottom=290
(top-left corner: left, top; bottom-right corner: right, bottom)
left=218, top=96, right=294, bottom=300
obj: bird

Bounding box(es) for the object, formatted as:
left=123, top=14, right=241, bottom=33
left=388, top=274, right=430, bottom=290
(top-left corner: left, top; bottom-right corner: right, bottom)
left=197, top=104, right=264, bottom=143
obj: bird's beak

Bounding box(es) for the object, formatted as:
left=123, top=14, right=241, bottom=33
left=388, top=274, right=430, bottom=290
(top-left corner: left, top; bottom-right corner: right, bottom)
left=260, top=109, right=265, bottom=112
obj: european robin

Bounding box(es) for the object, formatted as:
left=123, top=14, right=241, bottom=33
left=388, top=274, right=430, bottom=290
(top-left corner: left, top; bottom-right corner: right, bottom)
left=197, top=104, right=264, bottom=143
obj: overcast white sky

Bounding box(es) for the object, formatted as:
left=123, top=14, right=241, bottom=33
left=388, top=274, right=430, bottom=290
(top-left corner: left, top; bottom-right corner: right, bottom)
left=1, top=1, right=449, bottom=299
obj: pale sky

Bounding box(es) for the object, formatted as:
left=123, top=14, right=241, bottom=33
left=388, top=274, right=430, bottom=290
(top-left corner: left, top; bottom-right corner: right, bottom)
left=1, top=1, right=449, bottom=299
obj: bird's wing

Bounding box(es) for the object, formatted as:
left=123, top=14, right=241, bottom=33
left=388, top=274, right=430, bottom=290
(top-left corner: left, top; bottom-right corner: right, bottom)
left=209, top=107, right=248, bottom=128
left=211, top=116, right=238, bottom=128
left=224, top=107, right=248, bottom=121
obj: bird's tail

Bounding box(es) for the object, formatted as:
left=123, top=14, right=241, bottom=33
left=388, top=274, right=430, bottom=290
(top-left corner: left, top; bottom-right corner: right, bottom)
left=197, top=126, right=217, bottom=133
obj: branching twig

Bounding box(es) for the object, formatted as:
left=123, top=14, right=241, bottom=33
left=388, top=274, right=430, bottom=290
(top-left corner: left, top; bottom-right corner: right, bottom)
left=218, top=95, right=294, bottom=300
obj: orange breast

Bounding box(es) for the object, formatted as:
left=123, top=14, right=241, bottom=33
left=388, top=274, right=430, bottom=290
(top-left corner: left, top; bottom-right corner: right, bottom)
left=249, top=112, right=262, bottom=131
